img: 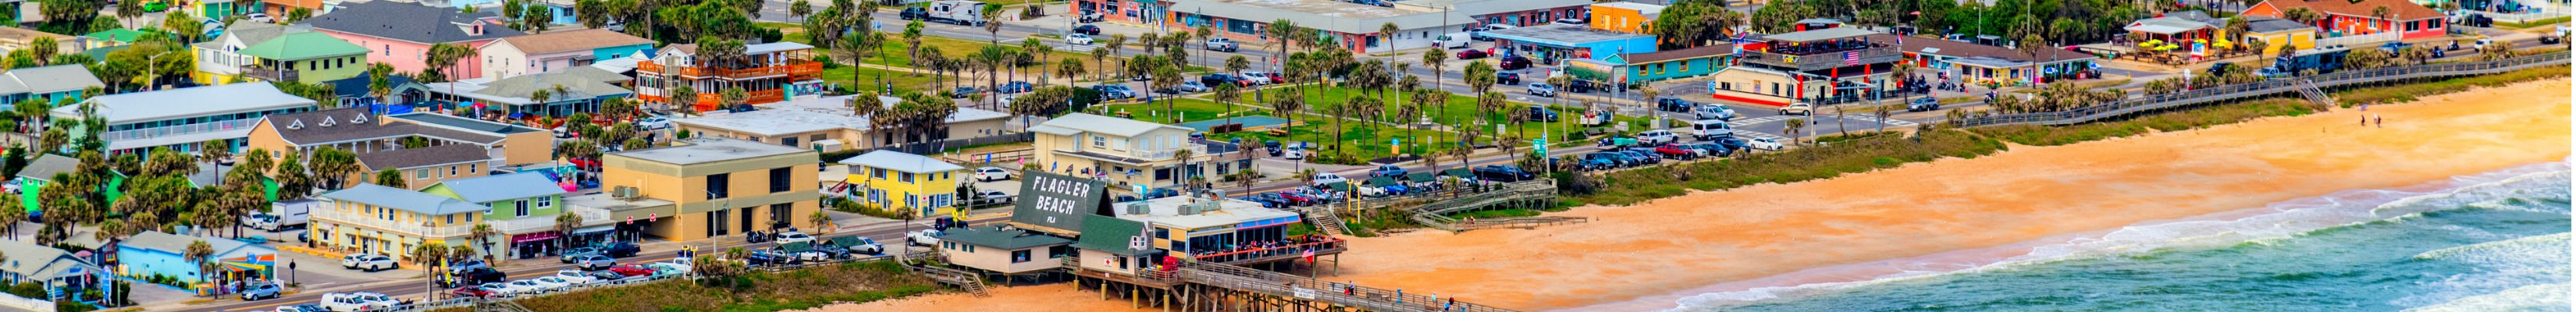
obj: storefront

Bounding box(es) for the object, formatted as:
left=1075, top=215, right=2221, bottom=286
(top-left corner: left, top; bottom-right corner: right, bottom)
left=510, top=232, right=560, bottom=259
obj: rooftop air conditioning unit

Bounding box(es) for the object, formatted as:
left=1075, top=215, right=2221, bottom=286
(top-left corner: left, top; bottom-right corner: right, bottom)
left=1125, top=202, right=1151, bottom=215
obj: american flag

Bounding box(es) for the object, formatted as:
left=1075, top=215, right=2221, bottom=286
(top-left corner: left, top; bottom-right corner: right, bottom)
left=1842, top=51, right=1861, bottom=66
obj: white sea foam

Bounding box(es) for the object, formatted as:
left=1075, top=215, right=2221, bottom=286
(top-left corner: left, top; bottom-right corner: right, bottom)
left=1643, top=161, right=2574, bottom=311
left=2400, top=282, right=2571, bottom=312
left=2393, top=232, right=2574, bottom=308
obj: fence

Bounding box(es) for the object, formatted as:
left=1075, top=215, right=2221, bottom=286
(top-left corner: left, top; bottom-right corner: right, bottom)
left=1950, top=51, right=2571, bottom=128
left=822, top=133, right=1035, bottom=161
left=0, top=292, right=51, bottom=312
left=2464, top=9, right=2571, bottom=23
left=2311, top=32, right=2400, bottom=48
left=1175, top=261, right=1517, bottom=312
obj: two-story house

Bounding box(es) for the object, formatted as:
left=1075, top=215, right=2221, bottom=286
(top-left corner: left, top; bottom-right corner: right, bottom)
left=0, top=65, right=106, bottom=106
left=233, top=31, right=371, bottom=83
left=192, top=20, right=293, bottom=86
left=633, top=42, right=825, bottom=112
left=479, top=29, right=655, bottom=79
left=411, top=66, right=633, bottom=117
left=669, top=94, right=1011, bottom=151
left=354, top=144, right=496, bottom=190
left=52, top=82, right=316, bottom=155
left=1028, top=113, right=1226, bottom=196
left=421, top=172, right=597, bottom=259
left=583, top=137, right=819, bottom=241
left=303, top=1, right=521, bottom=80
left=838, top=150, right=967, bottom=219
left=313, top=183, right=493, bottom=260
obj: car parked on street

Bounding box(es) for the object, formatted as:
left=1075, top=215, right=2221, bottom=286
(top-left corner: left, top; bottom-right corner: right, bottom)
left=1496, top=72, right=1521, bottom=85
left=571, top=254, right=618, bottom=271
left=1457, top=49, right=1489, bottom=59
left=1778, top=102, right=1813, bottom=115
left=319, top=292, right=400, bottom=312
left=1656, top=97, right=1696, bottom=112
left=1746, top=138, right=1784, bottom=151
left=1309, top=172, right=1350, bottom=186
left=342, top=254, right=396, bottom=271
left=1238, top=71, right=1277, bottom=84
left=1655, top=144, right=1701, bottom=160
left=1528, top=83, right=1556, bottom=97
left=240, top=282, right=283, bottom=300
left=1906, top=98, right=1941, bottom=112
left=1635, top=129, right=1679, bottom=145
left=997, top=81, right=1034, bottom=94
left=774, top=230, right=817, bottom=244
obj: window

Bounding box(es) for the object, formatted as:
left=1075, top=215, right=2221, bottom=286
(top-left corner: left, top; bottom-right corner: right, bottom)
left=929, top=193, right=952, bottom=207
left=781, top=136, right=799, bottom=147
left=1093, top=135, right=1107, bottom=147
left=708, top=210, right=729, bottom=236
left=415, top=168, right=429, bottom=179
left=446, top=214, right=455, bottom=225
left=770, top=203, right=792, bottom=228
left=514, top=200, right=528, bottom=217
left=449, top=165, right=457, bottom=176
left=1638, top=66, right=1649, bottom=76
left=1681, top=61, right=1689, bottom=72
left=769, top=168, right=792, bottom=193
left=899, top=172, right=915, bottom=183
left=706, top=173, right=731, bottom=199
left=537, top=196, right=553, bottom=207
left=1012, top=250, right=1032, bottom=263
left=1049, top=246, right=1071, bottom=258
left=470, top=163, right=478, bottom=173
left=871, top=168, right=887, bottom=179
left=741, top=204, right=759, bottom=230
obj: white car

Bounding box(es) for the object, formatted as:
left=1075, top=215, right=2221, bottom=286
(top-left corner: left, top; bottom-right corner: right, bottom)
left=774, top=231, right=817, bottom=244
left=907, top=229, right=943, bottom=246
left=1777, top=102, right=1813, bottom=115
left=527, top=277, right=578, bottom=292
left=974, top=166, right=1012, bottom=182
left=318, top=292, right=398, bottom=312
left=645, top=263, right=688, bottom=276
left=501, top=279, right=551, bottom=295
left=1746, top=138, right=1784, bottom=151
left=1239, top=70, right=1276, bottom=84
left=247, top=12, right=275, bottom=23
left=552, top=270, right=601, bottom=285
left=1635, top=129, right=1680, bottom=145
left=1309, top=172, right=1349, bottom=186
left=1066, top=34, right=1097, bottom=45
left=475, top=282, right=529, bottom=297
left=634, top=116, right=672, bottom=129
left=341, top=254, right=397, bottom=271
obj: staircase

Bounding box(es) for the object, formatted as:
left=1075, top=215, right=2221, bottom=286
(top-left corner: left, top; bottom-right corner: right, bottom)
left=1404, top=180, right=1562, bottom=232
left=2294, top=79, right=2334, bottom=107
left=916, top=264, right=991, bottom=297
left=1296, top=207, right=1350, bottom=236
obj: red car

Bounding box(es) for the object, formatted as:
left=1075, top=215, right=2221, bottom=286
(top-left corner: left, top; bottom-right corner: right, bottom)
left=1653, top=144, right=1700, bottom=160
left=607, top=264, right=655, bottom=277
left=1457, top=49, right=1489, bottom=59
left=449, top=284, right=499, bottom=298
left=1258, top=72, right=1284, bottom=83
left=1275, top=191, right=1317, bottom=206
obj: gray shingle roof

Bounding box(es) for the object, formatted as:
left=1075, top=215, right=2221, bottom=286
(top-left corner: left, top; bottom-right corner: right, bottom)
left=430, top=172, right=565, bottom=203
left=354, top=144, right=491, bottom=170
left=0, top=65, right=105, bottom=95
left=220, top=20, right=292, bottom=47
left=0, top=239, right=91, bottom=279
left=2246, top=17, right=2313, bottom=34
left=466, top=67, right=634, bottom=102
left=15, top=154, right=78, bottom=182
left=303, top=1, right=524, bottom=44
left=941, top=225, right=1073, bottom=250
left=319, top=183, right=493, bottom=214
left=1030, top=113, right=1190, bottom=138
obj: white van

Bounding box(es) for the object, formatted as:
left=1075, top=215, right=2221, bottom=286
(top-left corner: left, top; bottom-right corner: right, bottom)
left=1471, top=24, right=1517, bottom=41
left=1434, top=34, right=1471, bottom=48
left=1688, top=119, right=1735, bottom=140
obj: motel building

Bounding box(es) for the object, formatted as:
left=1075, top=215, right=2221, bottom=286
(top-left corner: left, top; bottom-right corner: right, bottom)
left=1699, top=27, right=1900, bottom=107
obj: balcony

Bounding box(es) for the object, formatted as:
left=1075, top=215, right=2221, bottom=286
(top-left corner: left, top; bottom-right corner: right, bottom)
left=314, top=209, right=474, bottom=237
left=1738, top=45, right=1903, bottom=72
left=637, top=60, right=824, bottom=80
left=685, top=89, right=786, bottom=112
left=486, top=206, right=613, bottom=233
left=241, top=66, right=301, bottom=82
left=98, top=119, right=262, bottom=141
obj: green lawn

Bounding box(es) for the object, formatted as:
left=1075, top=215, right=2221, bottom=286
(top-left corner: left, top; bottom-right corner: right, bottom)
left=771, top=23, right=1115, bottom=80
left=1279, top=85, right=1649, bottom=147
left=820, top=66, right=945, bottom=91
left=1098, top=85, right=1644, bottom=164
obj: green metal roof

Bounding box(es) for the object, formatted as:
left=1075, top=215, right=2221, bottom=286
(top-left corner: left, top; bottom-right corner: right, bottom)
left=83, top=29, right=145, bottom=43
left=941, top=226, right=1073, bottom=250
left=1363, top=176, right=1400, bottom=186
left=1071, top=216, right=1158, bottom=256
left=237, top=32, right=368, bottom=61
left=1404, top=172, right=1438, bottom=183
left=779, top=242, right=813, bottom=253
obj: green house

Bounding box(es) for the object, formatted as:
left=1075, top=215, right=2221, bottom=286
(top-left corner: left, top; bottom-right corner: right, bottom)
left=421, top=172, right=575, bottom=258
left=82, top=29, right=148, bottom=49
left=234, top=32, right=370, bottom=83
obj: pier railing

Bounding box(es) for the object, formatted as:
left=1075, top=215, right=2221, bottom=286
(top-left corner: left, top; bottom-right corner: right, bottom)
left=1176, top=261, right=1517, bottom=312
left=1950, top=51, right=2571, bottom=128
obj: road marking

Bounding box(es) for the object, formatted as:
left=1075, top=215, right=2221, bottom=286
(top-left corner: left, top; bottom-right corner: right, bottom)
left=1727, top=115, right=1796, bottom=126
left=1841, top=115, right=1920, bottom=126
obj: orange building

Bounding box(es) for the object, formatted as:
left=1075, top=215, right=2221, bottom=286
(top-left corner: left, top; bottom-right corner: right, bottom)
left=1589, top=2, right=1666, bottom=34
left=2240, top=0, right=2448, bottom=40
left=633, top=42, right=827, bottom=112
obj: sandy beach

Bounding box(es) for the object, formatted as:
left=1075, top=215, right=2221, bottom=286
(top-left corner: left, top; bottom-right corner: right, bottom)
left=812, top=79, right=2572, bottom=312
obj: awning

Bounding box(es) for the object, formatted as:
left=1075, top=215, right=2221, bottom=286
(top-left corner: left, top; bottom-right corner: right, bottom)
left=221, top=254, right=276, bottom=272
left=574, top=225, right=616, bottom=235
left=512, top=231, right=561, bottom=243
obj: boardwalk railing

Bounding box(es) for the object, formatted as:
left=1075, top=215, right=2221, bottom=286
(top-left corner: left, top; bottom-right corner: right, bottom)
left=1951, top=51, right=2571, bottom=128
left=1175, top=261, right=1517, bottom=312
left=1403, top=180, right=1559, bottom=232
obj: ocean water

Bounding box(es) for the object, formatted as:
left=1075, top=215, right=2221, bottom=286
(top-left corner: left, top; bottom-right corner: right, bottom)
left=1667, top=161, right=2574, bottom=312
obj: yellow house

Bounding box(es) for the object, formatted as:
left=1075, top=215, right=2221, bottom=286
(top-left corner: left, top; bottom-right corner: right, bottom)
left=837, top=150, right=968, bottom=219
left=311, top=183, right=495, bottom=261
left=2245, top=17, right=2318, bottom=55
left=1589, top=2, right=1665, bottom=34
left=591, top=137, right=822, bottom=242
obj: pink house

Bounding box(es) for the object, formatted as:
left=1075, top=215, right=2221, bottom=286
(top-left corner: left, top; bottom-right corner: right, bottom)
left=304, top=1, right=525, bottom=80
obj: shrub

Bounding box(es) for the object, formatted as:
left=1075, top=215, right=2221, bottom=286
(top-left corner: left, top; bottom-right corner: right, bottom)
left=1567, top=129, right=2007, bottom=206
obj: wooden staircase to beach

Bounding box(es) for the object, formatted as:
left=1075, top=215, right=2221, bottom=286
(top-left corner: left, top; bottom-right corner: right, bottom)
left=1404, top=180, right=1573, bottom=232
left=901, top=250, right=991, bottom=297
left=474, top=299, right=535, bottom=312
left=1297, top=206, right=1351, bottom=236
left=2295, top=79, right=2335, bottom=107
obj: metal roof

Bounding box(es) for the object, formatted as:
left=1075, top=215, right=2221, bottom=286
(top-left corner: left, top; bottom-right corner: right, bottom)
left=0, top=65, right=105, bottom=97
left=2246, top=17, right=2313, bottom=34
left=1112, top=196, right=1299, bottom=229
left=612, top=137, right=814, bottom=165
left=667, top=95, right=1006, bottom=137
left=838, top=150, right=967, bottom=174
left=0, top=239, right=92, bottom=280
left=1069, top=216, right=1158, bottom=256
left=54, top=82, right=317, bottom=125
left=1762, top=27, right=1878, bottom=43
left=318, top=183, right=495, bottom=214
left=236, top=31, right=369, bottom=60
left=1478, top=24, right=1653, bottom=47
left=941, top=225, right=1073, bottom=249
left=431, top=172, right=567, bottom=203
left=1031, top=113, right=1191, bottom=138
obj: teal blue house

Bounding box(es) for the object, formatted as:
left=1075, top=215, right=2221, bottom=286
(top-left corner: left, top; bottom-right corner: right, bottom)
left=1608, top=44, right=1735, bottom=83
left=0, top=65, right=106, bottom=106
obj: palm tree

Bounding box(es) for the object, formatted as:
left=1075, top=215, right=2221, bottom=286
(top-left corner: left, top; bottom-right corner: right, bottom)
left=1021, top=38, right=1053, bottom=86
left=554, top=212, right=586, bottom=250
left=1782, top=118, right=1806, bottom=147
left=308, top=147, right=359, bottom=190
left=2370, top=6, right=2392, bottom=33
left=365, top=63, right=396, bottom=108
left=425, top=43, right=475, bottom=83
left=903, top=20, right=926, bottom=76
left=183, top=239, right=215, bottom=283
left=468, top=224, right=498, bottom=261
left=980, top=3, right=1005, bottom=44
left=1464, top=62, right=1496, bottom=94
left=1105, top=34, right=1130, bottom=80
left=1268, top=19, right=1299, bottom=76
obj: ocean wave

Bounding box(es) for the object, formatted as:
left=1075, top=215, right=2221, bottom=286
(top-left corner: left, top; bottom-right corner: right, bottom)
left=2393, top=232, right=2574, bottom=308
left=1659, top=161, right=2573, bottom=311
left=2400, top=282, right=2571, bottom=312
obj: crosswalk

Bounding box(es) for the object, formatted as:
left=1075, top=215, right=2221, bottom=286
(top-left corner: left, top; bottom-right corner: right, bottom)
left=1727, top=115, right=1799, bottom=126
left=1055, top=44, right=1098, bottom=53
left=1841, top=115, right=1921, bottom=126
left=1726, top=115, right=1920, bottom=127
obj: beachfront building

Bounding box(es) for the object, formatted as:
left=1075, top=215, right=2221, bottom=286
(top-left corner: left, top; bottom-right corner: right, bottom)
left=838, top=150, right=968, bottom=219
left=1700, top=27, right=1899, bottom=106
left=411, top=66, right=635, bottom=117
left=1604, top=44, right=1735, bottom=83
left=936, top=225, right=1075, bottom=275
left=118, top=231, right=276, bottom=284
left=668, top=94, right=1011, bottom=151
left=305, top=1, right=522, bottom=80
left=0, top=65, right=105, bottom=106
left=1141, top=0, right=1591, bottom=54
left=1588, top=2, right=1663, bottom=34
left=585, top=137, right=821, bottom=242
left=478, top=29, right=656, bottom=79
left=0, top=239, right=99, bottom=294
left=52, top=82, right=318, bottom=155
left=1479, top=24, right=1660, bottom=66
left=2245, top=17, right=2321, bottom=55
left=632, top=42, right=825, bottom=112
left=2123, top=11, right=2224, bottom=50
left=2242, top=0, right=2447, bottom=40
left=1880, top=34, right=2100, bottom=87
left=1067, top=192, right=1344, bottom=280
left=1029, top=113, right=1233, bottom=197
left=312, top=183, right=493, bottom=261
left=421, top=172, right=605, bottom=259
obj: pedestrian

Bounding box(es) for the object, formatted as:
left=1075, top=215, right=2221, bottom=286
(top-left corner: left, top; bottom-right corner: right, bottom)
left=2375, top=115, right=2382, bottom=128
left=2362, top=115, right=2368, bottom=126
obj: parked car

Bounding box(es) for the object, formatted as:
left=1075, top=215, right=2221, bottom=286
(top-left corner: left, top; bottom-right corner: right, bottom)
left=607, top=264, right=656, bottom=277
left=240, top=282, right=283, bottom=300
left=1498, top=55, right=1532, bottom=70
left=1635, top=129, right=1679, bottom=145
left=997, top=81, right=1034, bottom=94
left=1204, top=37, right=1239, bottom=51
left=1654, top=144, right=1700, bottom=160
left=1906, top=98, right=1941, bottom=112
left=1617, top=150, right=1661, bottom=164
left=774, top=230, right=817, bottom=244
left=550, top=270, right=602, bottom=285
left=454, top=268, right=507, bottom=287
left=342, top=254, right=396, bottom=271
left=1066, top=34, right=1097, bottom=45
left=1072, top=24, right=1101, bottom=35
left=1496, top=72, right=1521, bottom=85
left=598, top=243, right=642, bottom=258
left=1243, top=193, right=1290, bottom=207
left=634, top=116, right=673, bottom=129
left=976, top=190, right=1012, bottom=205
left=1369, top=165, right=1408, bottom=178
left=1472, top=165, right=1536, bottom=182
left=1092, top=84, right=1137, bottom=99
left=1656, top=97, right=1697, bottom=112
left=1176, top=80, right=1211, bottom=93
left=588, top=271, right=630, bottom=282
left=448, top=284, right=501, bottom=298
left=1457, top=49, right=1490, bottom=59
left=1685, top=143, right=1734, bottom=158
left=1746, top=138, right=1784, bottom=151
left=319, top=292, right=400, bottom=312
left=246, top=12, right=275, bottom=23
left=559, top=247, right=600, bottom=263
left=1310, top=172, right=1350, bottom=186
left=908, top=229, right=944, bottom=246
left=899, top=7, right=928, bottom=20
left=1238, top=71, right=1277, bottom=84
left=1586, top=152, right=1635, bottom=168
left=1778, top=102, right=1813, bottom=115
left=499, top=280, right=550, bottom=296
left=571, top=254, right=618, bottom=271
left=1201, top=73, right=1247, bottom=87
left=1693, top=104, right=1737, bottom=121
left=1528, top=83, right=1557, bottom=97
left=525, top=277, right=576, bottom=292
left=1276, top=191, right=1319, bottom=206
left=835, top=236, right=887, bottom=255
left=1257, top=72, right=1285, bottom=84
left=446, top=259, right=490, bottom=275
left=1527, top=105, right=1560, bottom=122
